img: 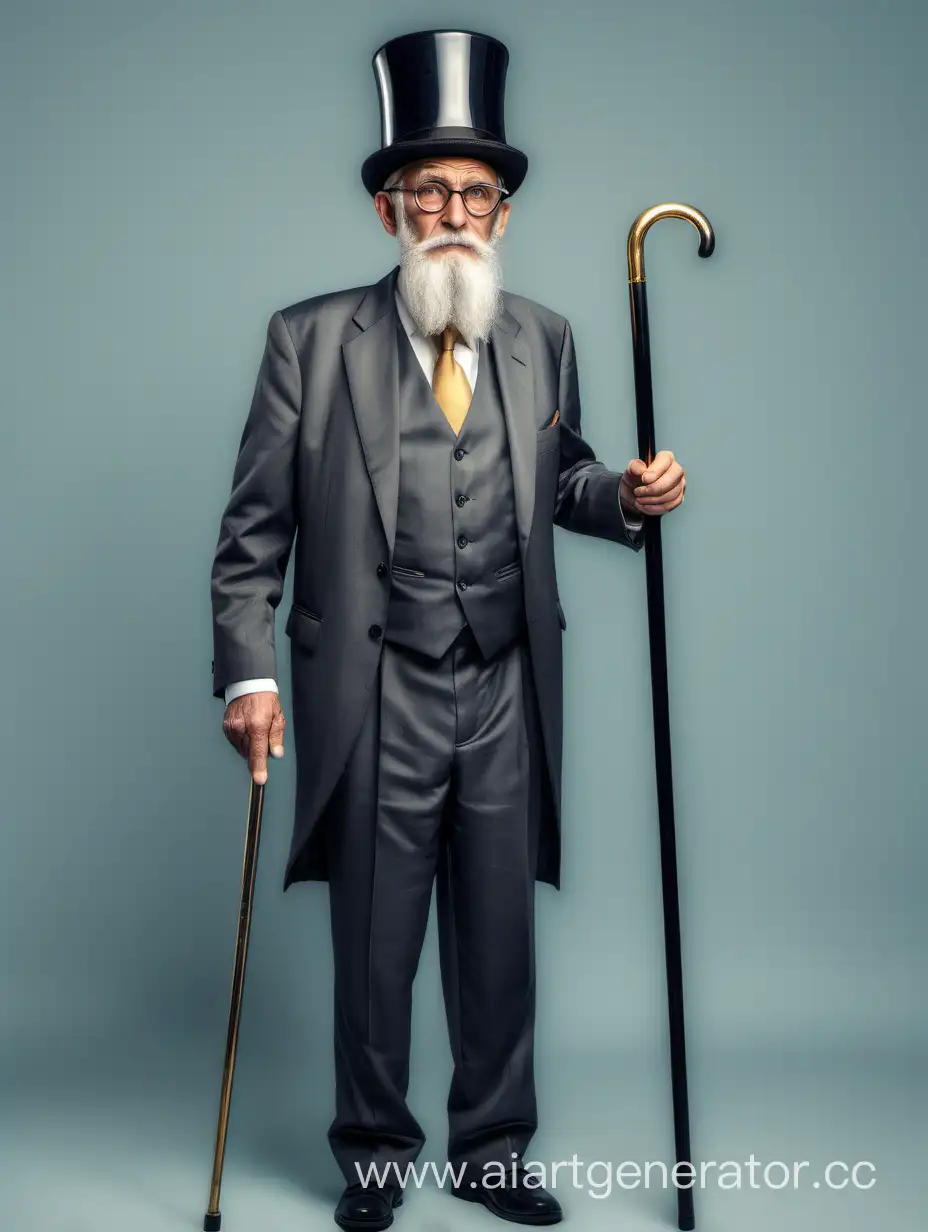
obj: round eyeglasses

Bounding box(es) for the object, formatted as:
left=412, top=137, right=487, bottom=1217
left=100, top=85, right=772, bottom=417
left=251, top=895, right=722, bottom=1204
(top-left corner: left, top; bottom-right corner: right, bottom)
left=385, top=179, right=509, bottom=217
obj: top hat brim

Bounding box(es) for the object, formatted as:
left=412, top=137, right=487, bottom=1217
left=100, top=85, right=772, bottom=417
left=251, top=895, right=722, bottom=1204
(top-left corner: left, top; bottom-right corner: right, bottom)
left=361, top=130, right=528, bottom=197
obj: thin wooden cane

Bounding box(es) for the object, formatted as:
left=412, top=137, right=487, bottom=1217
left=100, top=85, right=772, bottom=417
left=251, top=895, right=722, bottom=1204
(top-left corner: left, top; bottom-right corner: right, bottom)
left=627, top=203, right=714, bottom=1231
left=203, top=777, right=266, bottom=1231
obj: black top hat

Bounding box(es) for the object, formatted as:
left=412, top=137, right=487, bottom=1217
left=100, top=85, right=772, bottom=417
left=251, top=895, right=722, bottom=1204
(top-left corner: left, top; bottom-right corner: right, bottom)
left=361, top=29, right=528, bottom=197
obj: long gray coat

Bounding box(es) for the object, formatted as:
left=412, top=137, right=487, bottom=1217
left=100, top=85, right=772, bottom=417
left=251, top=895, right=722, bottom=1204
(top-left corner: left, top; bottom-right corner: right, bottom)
left=210, top=265, right=643, bottom=891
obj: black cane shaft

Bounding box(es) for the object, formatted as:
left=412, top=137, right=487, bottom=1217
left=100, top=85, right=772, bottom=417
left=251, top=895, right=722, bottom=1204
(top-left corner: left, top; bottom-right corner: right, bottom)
left=629, top=279, right=696, bottom=1231
left=203, top=777, right=266, bottom=1232
left=645, top=526, right=695, bottom=1230
left=630, top=283, right=656, bottom=468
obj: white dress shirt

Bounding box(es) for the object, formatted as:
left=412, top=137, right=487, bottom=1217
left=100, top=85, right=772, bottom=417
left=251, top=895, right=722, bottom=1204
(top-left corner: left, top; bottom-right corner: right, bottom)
left=223, top=288, right=644, bottom=705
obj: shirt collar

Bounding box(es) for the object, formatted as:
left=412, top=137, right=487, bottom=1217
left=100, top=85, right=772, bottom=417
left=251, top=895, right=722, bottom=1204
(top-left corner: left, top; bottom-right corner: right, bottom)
left=394, top=285, right=477, bottom=354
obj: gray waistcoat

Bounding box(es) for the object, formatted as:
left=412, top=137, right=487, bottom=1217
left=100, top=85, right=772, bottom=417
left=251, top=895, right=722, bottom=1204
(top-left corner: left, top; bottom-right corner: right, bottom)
left=384, top=316, right=526, bottom=660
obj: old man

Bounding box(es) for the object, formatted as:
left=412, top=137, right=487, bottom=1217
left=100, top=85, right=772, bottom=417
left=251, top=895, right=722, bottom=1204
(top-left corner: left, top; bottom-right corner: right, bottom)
left=210, top=28, right=685, bottom=1231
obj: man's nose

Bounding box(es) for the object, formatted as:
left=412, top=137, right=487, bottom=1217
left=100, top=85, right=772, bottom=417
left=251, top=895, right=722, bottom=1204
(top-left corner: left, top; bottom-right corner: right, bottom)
left=440, top=191, right=469, bottom=228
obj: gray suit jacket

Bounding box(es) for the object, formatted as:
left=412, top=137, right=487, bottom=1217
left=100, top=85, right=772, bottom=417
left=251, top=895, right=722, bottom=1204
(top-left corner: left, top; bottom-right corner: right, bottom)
left=210, top=264, right=643, bottom=890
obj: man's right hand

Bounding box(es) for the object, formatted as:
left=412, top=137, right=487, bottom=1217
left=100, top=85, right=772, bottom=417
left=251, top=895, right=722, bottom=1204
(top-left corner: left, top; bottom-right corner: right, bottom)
left=221, top=691, right=287, bottom=785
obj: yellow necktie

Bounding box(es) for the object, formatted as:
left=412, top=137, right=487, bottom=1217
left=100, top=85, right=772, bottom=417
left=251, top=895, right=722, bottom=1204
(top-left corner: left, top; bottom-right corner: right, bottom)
left=431, top=327, right=472, bottom=435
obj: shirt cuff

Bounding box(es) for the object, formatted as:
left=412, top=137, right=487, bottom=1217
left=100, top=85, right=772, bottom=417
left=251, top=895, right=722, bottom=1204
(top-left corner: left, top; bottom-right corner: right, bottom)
left=617, top=488, right=644, bottom=532
left=224, top=678, right=279, bottom=706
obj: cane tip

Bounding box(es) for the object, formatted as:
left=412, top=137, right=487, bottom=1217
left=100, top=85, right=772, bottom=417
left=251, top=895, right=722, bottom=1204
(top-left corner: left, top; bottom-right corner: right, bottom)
left=203, top=1213, right=221, bottom=1231
left=678, top=1216, right=695, bottom=1231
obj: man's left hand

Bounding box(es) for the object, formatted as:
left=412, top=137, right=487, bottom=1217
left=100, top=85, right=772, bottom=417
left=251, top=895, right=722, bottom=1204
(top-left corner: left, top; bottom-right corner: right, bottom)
left=620, top=450, right=686, bottom=518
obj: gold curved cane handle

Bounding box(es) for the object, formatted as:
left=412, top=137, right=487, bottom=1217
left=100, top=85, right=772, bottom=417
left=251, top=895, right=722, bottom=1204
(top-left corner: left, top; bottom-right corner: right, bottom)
left=627, top=202, right=715, bottom=284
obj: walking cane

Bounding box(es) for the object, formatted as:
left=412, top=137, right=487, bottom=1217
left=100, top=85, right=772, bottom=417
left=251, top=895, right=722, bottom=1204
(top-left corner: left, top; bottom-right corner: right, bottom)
left=203, top=776, right=267, bottom=1231
left=627, top=203, right=714, bottom=1232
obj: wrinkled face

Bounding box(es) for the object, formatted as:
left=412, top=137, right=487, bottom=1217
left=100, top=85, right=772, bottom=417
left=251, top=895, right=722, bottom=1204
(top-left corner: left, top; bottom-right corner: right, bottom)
left=374, top=156, right=510, bottom=343
left=373, top=157, right=511, bottom=248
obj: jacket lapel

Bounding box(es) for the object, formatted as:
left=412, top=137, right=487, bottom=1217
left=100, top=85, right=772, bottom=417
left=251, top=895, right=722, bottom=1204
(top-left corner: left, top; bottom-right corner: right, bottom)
left=342, top=266, right=401, bottom=553
left=491, top=304, right=536, bottom=556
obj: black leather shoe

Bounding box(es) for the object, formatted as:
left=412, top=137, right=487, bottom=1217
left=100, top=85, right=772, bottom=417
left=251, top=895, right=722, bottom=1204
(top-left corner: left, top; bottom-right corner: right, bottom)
left=333, top=1181, right=403, bottom=1230
left=450, top=1165, right=562, bottom=1225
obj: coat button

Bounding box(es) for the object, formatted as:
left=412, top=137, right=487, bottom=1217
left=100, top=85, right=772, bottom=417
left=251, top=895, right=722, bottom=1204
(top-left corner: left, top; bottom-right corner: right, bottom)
left=456, top=494, right=467, bottom=507
left=376, top=562, right=387, bottom=577
left=457, top=535, right=468, bottom=548
left=454, top=448, right=465, bottom=461
left=369, top=624, right=383, bottom=639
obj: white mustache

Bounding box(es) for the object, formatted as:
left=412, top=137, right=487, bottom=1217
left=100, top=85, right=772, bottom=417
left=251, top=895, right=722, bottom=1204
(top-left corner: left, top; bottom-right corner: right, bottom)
left=414, top=231, right=493, bottom=258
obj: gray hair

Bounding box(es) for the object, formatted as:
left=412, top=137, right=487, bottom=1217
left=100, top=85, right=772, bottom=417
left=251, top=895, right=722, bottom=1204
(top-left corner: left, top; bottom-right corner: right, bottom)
left=382, top=164, right=505, bottom=192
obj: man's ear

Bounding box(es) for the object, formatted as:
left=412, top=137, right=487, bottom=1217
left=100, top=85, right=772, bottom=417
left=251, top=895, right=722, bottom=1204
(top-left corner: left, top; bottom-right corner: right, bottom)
left=374, top=190, right=398, bottom=237
left=495, top=200, right=512, bottom=239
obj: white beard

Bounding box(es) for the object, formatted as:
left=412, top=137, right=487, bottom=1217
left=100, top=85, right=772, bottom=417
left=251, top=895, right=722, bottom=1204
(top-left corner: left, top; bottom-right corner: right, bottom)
left=394, top=200, right=504, bottom=345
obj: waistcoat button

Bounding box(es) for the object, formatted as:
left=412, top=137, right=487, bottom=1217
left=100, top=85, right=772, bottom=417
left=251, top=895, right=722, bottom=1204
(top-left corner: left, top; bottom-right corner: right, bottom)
left=376, top=562, right=387, bottom=577
left=368, top=624, right=383, bottom=639
left=456, top=494, right=467, bottom=507
left=454, top=448, right=465, bottom=461
left=457, top=535, right=468, bottom=548
left=457, top=580, right=468, bottom=591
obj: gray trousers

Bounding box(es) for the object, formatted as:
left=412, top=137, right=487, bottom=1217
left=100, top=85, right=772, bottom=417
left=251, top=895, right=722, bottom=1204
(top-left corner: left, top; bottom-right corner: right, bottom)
left=323, top=623, right=545, bottom=1181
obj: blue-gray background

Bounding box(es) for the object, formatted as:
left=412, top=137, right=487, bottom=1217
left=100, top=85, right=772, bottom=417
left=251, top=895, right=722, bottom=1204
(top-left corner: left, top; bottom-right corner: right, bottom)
left=2, top=2, right=924, bottom=1229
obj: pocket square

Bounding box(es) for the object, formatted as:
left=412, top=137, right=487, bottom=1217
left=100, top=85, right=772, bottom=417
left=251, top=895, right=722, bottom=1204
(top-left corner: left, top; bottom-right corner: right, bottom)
left=543, top=408, right=560, bottom=429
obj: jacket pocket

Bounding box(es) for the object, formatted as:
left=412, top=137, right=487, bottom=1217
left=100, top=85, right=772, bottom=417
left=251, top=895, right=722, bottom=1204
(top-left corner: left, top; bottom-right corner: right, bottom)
left=495, top=560, right=522, bottom=580
left=536, top=414, right=562, bottom=455
left=285, top=602, right=322, bottom=653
